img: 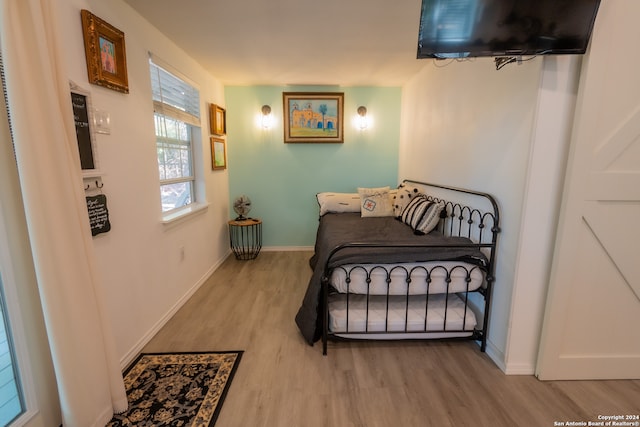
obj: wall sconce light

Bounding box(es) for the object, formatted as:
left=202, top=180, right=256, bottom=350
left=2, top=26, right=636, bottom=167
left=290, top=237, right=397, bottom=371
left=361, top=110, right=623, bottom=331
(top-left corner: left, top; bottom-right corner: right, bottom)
left=357, top=106, right=368, bottom=130
left=261, top=105, right=272, bottom=129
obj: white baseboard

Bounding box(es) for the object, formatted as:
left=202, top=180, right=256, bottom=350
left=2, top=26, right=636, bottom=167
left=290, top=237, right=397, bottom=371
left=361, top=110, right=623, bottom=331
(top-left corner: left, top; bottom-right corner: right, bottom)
left=119, top=252, right=231, bottom=368
left=484, top=339, right=536, bottom=375
left=485, top=339, right=507, bottom=373
left=261, top=246, right=314, bottom=252
left=504, top=362, right=536, bottom=375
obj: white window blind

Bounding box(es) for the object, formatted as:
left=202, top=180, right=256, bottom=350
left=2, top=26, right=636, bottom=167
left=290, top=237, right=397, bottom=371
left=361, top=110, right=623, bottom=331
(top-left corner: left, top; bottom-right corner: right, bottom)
left=150, top=61, right=200, bottom=125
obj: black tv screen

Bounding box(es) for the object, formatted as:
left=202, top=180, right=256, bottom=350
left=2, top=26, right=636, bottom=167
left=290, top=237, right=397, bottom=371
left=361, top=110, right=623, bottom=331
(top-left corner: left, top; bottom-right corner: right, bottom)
left=417, top=0, right=601, bottom=59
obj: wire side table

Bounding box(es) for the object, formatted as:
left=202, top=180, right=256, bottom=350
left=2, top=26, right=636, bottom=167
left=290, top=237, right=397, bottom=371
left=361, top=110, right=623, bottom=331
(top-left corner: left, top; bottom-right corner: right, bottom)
left=228, top=218, right=262, bottom=260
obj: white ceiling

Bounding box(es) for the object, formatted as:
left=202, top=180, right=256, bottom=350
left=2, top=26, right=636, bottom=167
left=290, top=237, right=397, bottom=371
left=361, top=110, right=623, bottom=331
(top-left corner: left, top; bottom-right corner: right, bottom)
left=123, top=0, right=428, bottom=86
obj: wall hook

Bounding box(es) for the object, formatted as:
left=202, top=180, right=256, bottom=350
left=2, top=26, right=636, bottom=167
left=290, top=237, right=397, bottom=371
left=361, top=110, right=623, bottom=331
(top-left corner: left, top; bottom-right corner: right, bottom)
left=84, top=179, right=104, bottom=191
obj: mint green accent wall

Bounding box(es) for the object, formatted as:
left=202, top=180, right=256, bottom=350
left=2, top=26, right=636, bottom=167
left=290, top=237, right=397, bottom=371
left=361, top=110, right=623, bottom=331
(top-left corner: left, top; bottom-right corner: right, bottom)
left=225, top=85, right=401, bottom=247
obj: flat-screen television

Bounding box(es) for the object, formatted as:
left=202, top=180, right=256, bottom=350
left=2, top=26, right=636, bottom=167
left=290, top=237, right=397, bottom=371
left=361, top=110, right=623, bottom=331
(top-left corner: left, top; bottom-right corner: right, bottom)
left=417, top=0, right=601, bottom=59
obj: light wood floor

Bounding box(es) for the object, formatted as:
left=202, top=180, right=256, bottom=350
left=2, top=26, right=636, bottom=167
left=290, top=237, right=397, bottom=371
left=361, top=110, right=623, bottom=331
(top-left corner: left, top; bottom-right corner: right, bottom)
left=143, top=251, right=640, bottom=427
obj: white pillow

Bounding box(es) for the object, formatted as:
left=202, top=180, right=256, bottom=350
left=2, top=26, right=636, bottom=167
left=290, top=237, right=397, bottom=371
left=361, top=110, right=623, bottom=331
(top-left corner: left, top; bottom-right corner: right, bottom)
left=358, top=186, right=394, bottom=217
left=316, top=192, right=361, bottom=216
left=393, top=183, right=422, bottom=218
left=400, top=195, right=445, bottom=234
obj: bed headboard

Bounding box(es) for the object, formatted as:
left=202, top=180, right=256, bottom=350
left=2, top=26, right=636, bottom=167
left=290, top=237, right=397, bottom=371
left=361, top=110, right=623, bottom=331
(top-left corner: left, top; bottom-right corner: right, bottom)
left=402, top=179, right=501, bottom=255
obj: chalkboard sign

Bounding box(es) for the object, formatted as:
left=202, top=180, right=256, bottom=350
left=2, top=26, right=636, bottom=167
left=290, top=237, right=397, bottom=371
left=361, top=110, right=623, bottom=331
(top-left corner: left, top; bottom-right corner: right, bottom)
left=86, top=194, right=111, bottom=236
left=71, top=91, right=96, bottom=170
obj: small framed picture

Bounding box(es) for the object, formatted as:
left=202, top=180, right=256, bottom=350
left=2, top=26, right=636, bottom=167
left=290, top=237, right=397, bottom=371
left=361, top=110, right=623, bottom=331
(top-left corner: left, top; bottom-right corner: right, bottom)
left=80, top=10, right=129, bottom=94
left=210, top=104, right=226, bottom=136
left=211, top=137, right=227, bottom=170
left=283, top=92, right=344, bottom=143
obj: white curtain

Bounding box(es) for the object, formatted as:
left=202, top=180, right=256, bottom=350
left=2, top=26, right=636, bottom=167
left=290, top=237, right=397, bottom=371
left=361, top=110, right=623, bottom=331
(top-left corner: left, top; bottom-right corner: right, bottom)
left=0, top=0, right=128, bottom=425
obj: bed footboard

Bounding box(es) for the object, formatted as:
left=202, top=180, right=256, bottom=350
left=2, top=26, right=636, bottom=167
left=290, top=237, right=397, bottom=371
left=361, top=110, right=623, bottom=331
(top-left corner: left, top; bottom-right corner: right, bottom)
left=321, top=180, right=500, bottom=355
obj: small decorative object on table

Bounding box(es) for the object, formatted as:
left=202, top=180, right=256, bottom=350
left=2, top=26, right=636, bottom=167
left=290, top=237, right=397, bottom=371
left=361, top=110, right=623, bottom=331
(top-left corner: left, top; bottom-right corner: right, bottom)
left=229, top=195, right=261, bottom=260
left=233, top=195, right=252, bottom=220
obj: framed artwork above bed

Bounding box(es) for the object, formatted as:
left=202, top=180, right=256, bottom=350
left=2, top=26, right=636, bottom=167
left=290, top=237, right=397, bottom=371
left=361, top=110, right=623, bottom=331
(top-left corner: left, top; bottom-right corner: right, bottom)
left=283, top=92, right=344, bottom=143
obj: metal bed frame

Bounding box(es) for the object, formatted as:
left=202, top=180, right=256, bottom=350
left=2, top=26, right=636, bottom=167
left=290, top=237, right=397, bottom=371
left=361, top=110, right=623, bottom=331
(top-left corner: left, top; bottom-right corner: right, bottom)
left=321, top=180, right=500, bottom=355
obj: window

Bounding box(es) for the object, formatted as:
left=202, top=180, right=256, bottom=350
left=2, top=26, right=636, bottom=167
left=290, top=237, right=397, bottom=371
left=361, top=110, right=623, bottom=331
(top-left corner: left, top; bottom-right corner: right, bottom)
left=0, top=276, right=24, bottom=426
left=149, top=58, right=201, bottom=214
left=0, top=203, right=37, bottom=427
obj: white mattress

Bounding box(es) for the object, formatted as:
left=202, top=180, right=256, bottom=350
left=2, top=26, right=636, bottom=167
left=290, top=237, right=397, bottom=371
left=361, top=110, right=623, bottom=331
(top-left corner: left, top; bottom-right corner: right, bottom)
left=328, top=293, right=477, bottom=334
left=329, top=261, right=484, bottom=295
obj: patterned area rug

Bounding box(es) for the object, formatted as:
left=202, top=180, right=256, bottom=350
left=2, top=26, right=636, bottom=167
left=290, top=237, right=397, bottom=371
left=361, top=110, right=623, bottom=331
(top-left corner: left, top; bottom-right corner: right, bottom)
left=107, top=351, right=243, bottom=427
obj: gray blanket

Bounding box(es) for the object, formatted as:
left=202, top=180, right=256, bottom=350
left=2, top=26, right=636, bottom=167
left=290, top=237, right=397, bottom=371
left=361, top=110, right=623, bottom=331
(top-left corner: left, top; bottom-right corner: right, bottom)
left=295, top=213, right=488, bottom=344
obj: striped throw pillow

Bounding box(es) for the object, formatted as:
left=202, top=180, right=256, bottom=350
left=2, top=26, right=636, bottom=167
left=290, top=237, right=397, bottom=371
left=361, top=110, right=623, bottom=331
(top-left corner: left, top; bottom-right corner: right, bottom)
left=400, top=195, right=444, bottom=234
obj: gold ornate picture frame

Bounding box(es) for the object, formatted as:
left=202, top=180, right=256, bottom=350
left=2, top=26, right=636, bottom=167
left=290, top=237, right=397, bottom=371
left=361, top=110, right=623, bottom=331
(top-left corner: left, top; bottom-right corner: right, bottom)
left=80, top=10, right=129, bottom=94
left=283, top=92, right=344, bottom=143
left=210, top=104, right=226, bottom=136
left=211, top=137, right=227, bottom=170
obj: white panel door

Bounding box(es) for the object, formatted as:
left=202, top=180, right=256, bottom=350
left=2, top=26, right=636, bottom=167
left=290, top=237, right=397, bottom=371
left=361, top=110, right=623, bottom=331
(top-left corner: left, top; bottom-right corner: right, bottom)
left=536, top=0, right=640, bottom=380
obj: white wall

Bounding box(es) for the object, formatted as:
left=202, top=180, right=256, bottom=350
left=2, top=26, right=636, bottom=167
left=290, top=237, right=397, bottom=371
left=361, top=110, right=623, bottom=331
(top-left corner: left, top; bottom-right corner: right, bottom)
left=399, top=57, right=544, bottom=367
left=57, top=0, right=230, bottom=366
left=505, top=56, right=581, bottom=374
